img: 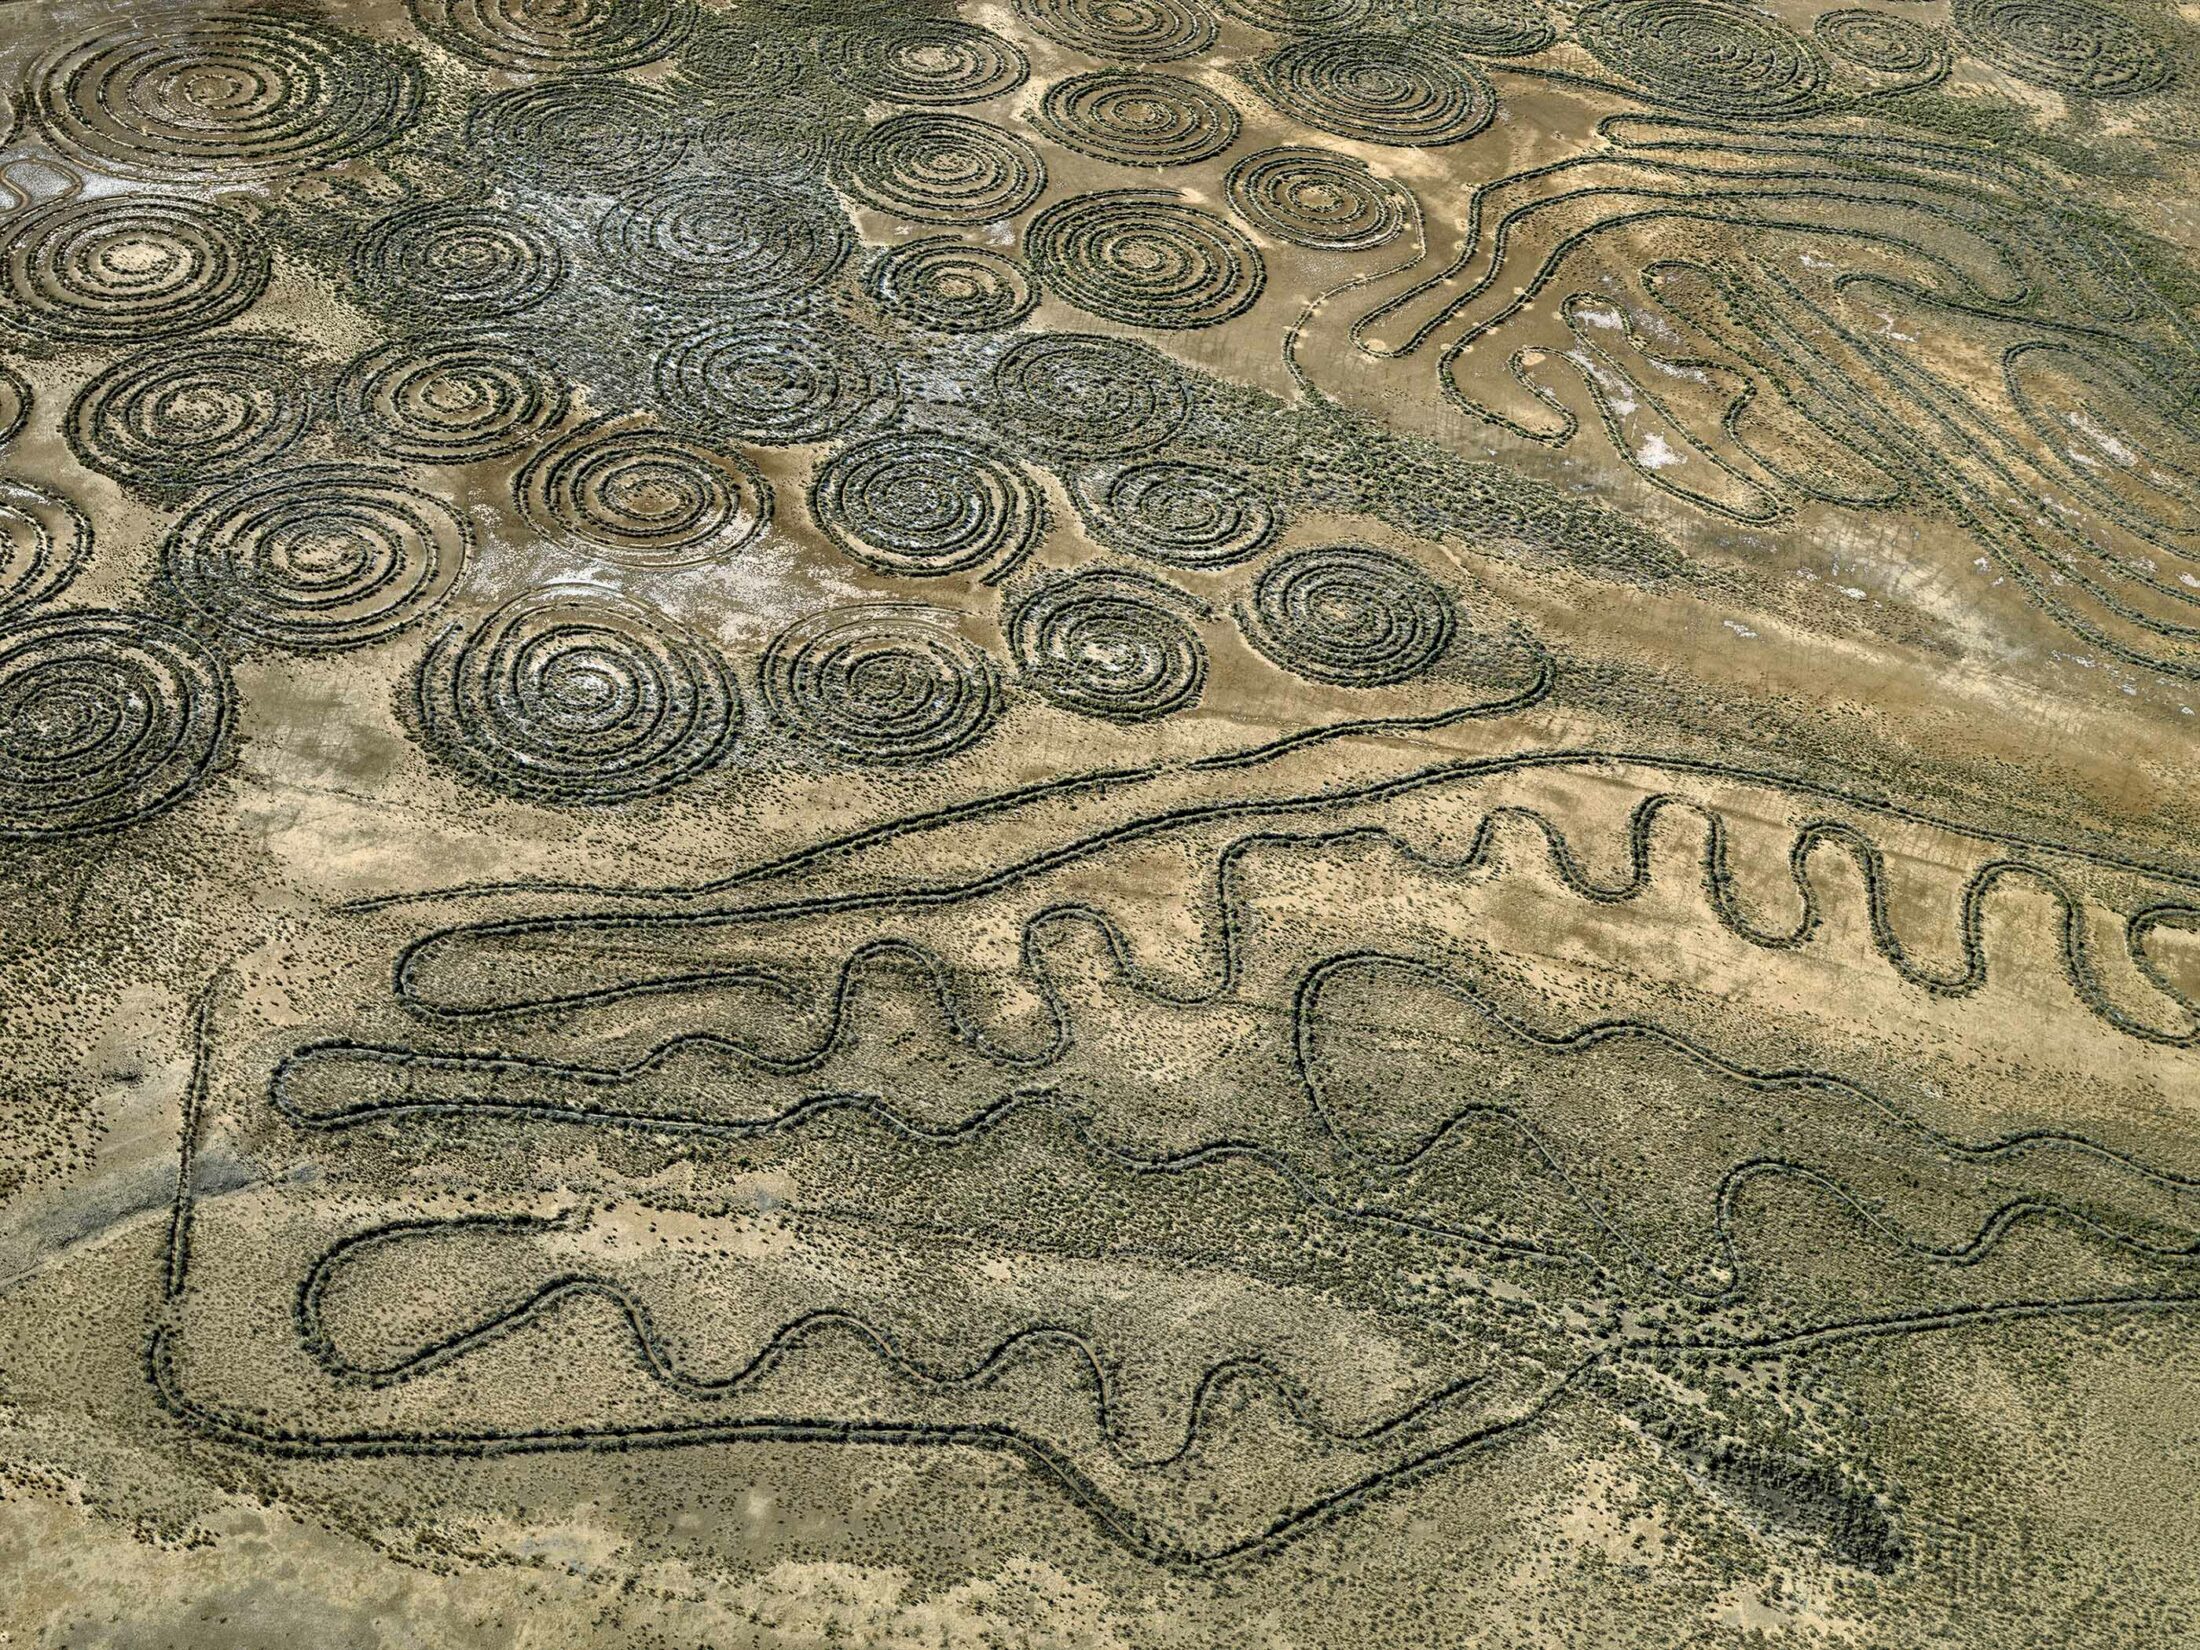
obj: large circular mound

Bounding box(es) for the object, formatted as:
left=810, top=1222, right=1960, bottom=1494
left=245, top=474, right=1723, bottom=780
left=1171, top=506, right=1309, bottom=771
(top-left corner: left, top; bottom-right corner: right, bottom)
left=1014, top=0, right=1217, bottom=62
left=411, top=586, right=740, bottom=806
left=69, top=335, right=320, bottom=490
left=1234, top=543, right=1457, bottom=686
left=162, top=464, right=472, bottom=652
left=34, top=12, right=423, bottom=178
left=1033, top=71, right=1242, bottom=168
left=760, top=603, right=1004, bottom=766
left=1575, top=0, right=1831, bottom=116
left=865, top=240, right=1040, bottom=333
left=809, top=433, right=1045, bottom=579
left=1025, top=191, right=1266, bottom=331
left=1952, top=0, right=2169, bottom=96
left=1008, top=570, right=1208, bottom=722
left=842, top=113, right=1048, bottom=226
left=1, top=197, right=270, bottom=343
left=1247, top=36, right=1498, bottom=146
left=408, top=0, right=692, bottom=73
left=1226, top=147, right=1412, bottom=251
left=0, top=607, right=234, bottom=839
left=990, top=333, right=1192, bottom=461
left=516, top=415, right=772, bottom=570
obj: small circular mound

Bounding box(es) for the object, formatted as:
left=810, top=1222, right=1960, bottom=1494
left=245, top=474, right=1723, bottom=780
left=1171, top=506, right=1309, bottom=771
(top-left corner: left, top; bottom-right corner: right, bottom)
left=0, top=482, right=93, bottom=619
left=0, top=368, right=27, bottom=450
left=1234, top=543, right=1455, bottom=685
left=809, top=433, right=1045, bottom=578
left=1033, top=71, right=1241, bottom=167
left=1014, top=0, right=1218, bottom=61
left=336, top=332, right=571, bottom=465
left=1225, top=146, right=1410, bottom=251
left=1008, top=570, right=1206, bottom=722
left=467, top=80, right=688, bottom=196
left=761, top=603, right=1003, bottom=765
left=653, top=318, right=894, bottom=447
left=842, top=113, right=1048, bottom=226
left=1409, top=0, right=1556, bottom=57
left=595, top=178, right=854, bottom=308
left=407, top=0, right=692, bottom=72
left=865, top=239, right=1039, bottom=333
left=516, top=414, right=772, bottom=570
left=1075, top=460, right=1281, bottom=568
left=817, top=20, right=1030, bottom=104
left=162, top=464, right=472, bottom=652
left=67, top=335, right=318, bottom=489
left=1951, top=0, right=2167, bottom=96
left=0, top=607, right=233, bottom=839
left=351, top=203, right=565, bottom=322
left=32, top=12, right=422, bottom=178
left=1216, top=0, right=1372, bottom=29
left=1, top=197, right=270, bottom=343
left=1025, top=191, right=1265, bottom=331
left=411, top=586, right=739, bottom=806
left=1248, top=36, right=1498, bottom=146
left=1813, top=9, right=1945, bottom=74
left=1576, top=0, right=1831, bottom=116
left=991, top=332, right=1191, bottom=460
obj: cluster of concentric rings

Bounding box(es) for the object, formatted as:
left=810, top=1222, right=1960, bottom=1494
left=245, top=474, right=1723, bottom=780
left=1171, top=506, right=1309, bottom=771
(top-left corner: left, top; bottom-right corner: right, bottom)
left=1025, top=191, right=1266, bottom=331
left=595, top=178, right=853, bottom=308
left=990, top=333, right=1192, bottom=460
left=407, top=0, right=692, bottom=72
left=0, top=608, right=234, bottom=838
left=1225, top=147, right=1411, bottom=251
left=808, top=433, right=1045, bottom=578
left=1248, top=36, right=1498, bottom=146
left=351, top=202, right=566, bottom=323
left=335, top=332, right=572, bottom=465
left=516, top=415, right=772, bottom=570
left=410, top=586, right=739, bottom=805
left=1013, top=0, right=1218, bottom=62
left=653, top=318, right=893, bottom=447
left=816, top=20, right=1030, bottom=104
left=161, top=464, right=472, bottom=652
left=67, top=335, right=319, bottom=490
left=32, top=12, right=422, bottom=178
left=864, top=240, right=1039, bottom=333
left=1007, top=570, right=1207, bottom=722
left=1950, top=0, right=2169, bottom=95
left=1, top=197, right=271, bottom=343
left=1032, top=71, right=1241, bottom=168
left=759, top=602, right=1003, bottom=766
left=1234, top=543, right=1456, bottom=685
left=467, top=80, right=689, bottom=196
left=1575, top=0, right=1831, bottom=116
left=1075, top=461, right=1283, bottom=568
left=841, top=113, right=1048, bottom=226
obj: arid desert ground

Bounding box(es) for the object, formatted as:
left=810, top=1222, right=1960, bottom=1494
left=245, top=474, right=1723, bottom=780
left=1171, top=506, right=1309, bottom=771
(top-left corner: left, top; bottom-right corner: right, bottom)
left=3, top=0, right=2200, bottom=1643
